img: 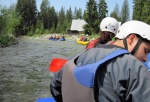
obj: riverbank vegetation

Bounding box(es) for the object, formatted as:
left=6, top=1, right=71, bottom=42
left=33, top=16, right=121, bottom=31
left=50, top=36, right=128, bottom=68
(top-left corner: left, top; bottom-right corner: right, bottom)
left=0, top=0, right=150, bottom=47
left=0, top=34, right=17, bottom=47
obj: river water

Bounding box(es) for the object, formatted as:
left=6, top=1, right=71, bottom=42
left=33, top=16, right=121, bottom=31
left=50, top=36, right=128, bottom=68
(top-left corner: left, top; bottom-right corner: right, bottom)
left=0, top=37, right=85, bottom=102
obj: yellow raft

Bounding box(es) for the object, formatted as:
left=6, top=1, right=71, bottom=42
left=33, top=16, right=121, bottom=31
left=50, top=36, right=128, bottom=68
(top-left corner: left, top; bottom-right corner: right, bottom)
left=76, top=39, right=90, bottom=45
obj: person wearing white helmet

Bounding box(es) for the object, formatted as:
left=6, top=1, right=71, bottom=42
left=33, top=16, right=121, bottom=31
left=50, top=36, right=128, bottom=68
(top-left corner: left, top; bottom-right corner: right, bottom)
left=50, top=20, right=150, bottom=102
left=115, top=20, right=150, bottom=60
left=86, top=17, right=120, bottom=50
left=79, top=34, right=85, bottom=41
left=116, top=20, right=150, bottom=72
left=71, top=20, right=150, bottom=102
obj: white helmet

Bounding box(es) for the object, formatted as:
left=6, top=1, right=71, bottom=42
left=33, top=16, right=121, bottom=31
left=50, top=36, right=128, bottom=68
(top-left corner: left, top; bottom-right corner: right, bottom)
left=100, top=17, right=119, bottom=34
left=115, top=20, right=150, bottom=41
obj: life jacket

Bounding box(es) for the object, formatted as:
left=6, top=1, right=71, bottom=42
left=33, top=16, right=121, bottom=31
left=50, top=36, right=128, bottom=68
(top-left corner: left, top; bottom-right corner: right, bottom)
left=144, top=53, right=150, bottom=71
left=79, top=36, right=85, bottom=41
left=85, top=39, right=98, bottom=50
left=62, top=49, right=129, bottom=102
left=86, top=40, right=115, bottom=50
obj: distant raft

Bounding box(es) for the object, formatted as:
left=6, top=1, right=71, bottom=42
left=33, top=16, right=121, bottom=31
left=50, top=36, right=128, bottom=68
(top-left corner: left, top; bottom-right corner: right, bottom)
left=76, top=39, right=89, bottom=45
left=49, top=37, right=59, bottom=41
left=59, top=37, right=66, bottom=41
left=49, top=37, right=65, bottom=41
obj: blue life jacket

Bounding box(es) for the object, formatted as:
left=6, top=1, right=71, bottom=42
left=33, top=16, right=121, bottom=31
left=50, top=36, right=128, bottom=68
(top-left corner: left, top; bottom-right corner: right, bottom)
left=74, top=49, right=130, bottom=87
left=143, top=53, right=150, bottom=71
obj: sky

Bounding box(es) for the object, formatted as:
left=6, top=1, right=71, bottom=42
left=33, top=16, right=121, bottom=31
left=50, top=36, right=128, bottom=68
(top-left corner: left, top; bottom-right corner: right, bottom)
left=0, top=0, right=133, bottom=19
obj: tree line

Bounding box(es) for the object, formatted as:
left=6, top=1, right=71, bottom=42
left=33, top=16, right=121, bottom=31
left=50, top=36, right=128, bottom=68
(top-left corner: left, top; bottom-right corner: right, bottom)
left=0, top=0, right=150, bottom=37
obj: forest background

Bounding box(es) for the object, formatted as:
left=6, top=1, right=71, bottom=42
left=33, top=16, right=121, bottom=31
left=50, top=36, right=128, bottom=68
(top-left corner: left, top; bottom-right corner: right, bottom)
left=0, top=0, right=149, bottom=46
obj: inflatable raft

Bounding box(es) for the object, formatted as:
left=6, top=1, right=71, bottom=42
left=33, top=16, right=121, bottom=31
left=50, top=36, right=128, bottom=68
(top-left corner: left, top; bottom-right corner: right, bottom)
left=76, top=39, right=89, bottom=45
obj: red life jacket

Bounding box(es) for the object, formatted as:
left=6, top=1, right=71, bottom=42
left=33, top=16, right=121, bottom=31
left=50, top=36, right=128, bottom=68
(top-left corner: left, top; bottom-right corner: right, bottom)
left=85, top=39, right=98, bottom=50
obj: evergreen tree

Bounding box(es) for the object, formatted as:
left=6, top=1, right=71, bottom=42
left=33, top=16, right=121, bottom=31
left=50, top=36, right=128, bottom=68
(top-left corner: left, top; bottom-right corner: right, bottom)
left=83, top=0, right=99, bottom=35
left=66, top=7, right=73, bottom=22
left=141, top=0, right=150, bottom=24
left=56, top=6, right=66, bottom=33
left=59, top=7, right=65, bottom=26
left=73, top=7, right=77, bottom=19
left=65, top=7, right=73, bottom=31
left=110, top=3, right=121, bottom=21
left=47, top=6, right=57, bottom=30
left=15, top=0, right=37, bottom=35
left=6, top=5, right=21, bottom=35
left=73, top=7, right=82, bottom=19
left=133, top=0, right=150, bottom=24
left=0, top=5, right=7, bottom=35
left=76, top=8, right=83, bottom=19
left=121, top=0, right=130, bottom=23
left=50, top=6, right=58, bottom=30
left=132, top=0, right=143, bottom=20
left=40, top=0, right=50, bottom=29
left=97, top=0, right=108, bottom=21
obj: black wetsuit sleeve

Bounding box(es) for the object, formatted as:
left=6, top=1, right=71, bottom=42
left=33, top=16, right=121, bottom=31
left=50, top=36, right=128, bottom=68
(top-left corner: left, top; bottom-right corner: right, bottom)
left=50, top=68, right=63, bottom=102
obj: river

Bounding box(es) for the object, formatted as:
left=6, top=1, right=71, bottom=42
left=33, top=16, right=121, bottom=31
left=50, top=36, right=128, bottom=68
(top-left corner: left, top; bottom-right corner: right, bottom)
left=0, top=37, right=85, bottom=102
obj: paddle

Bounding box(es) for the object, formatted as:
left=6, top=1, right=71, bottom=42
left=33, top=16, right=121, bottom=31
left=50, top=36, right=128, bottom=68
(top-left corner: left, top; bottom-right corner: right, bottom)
left=37, top=97, right=56, bottom=102
left=49, top=58, right=67, bottom=72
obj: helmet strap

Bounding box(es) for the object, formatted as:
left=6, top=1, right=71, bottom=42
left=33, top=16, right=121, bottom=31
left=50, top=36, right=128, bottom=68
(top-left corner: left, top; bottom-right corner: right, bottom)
left=131, top=38, right=142, bottom=55
left=123, top=39, right=128, bottom=50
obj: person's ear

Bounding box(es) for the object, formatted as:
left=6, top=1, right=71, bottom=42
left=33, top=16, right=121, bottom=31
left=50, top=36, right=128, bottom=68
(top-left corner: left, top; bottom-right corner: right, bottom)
left=128, top=34, right=138, bottom=45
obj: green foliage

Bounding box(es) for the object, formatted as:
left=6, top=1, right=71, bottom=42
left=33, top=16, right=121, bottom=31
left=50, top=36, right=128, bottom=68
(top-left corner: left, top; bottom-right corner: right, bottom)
left=54, top=7, right=68, bottom=33
left=83, top=0, right=98, bottom=35
left=15, top=0, right=37, bottom=36
left=83, top=24, right=91, bottom=34
left=0, top=34, right=16, bottom=47
left=27, top=26, right=35, bottom=36
left=40, top=0, right=58, bottom=32
left=110, top=3, right=121, bottom=21
left=40, top=0, right=49, bottom=29
left=6, top=5, right=22, bottom=34
left=0, top=5, right=7, bottom=35
left=121, top=0, right=130, bottom=23
left=89, top=33, right=99, bottom=39
left=133, top=0, right=150, bottom=24
left=65, top=7, right=73, bottom=28
left=83, top=0, right=108, bottom=35
left=0, top=0, right=138, bottom=39
left=58, top=7, right=66, bottom=27
left=0, top=4, right=21, bottom=36
left=73, top=7, right=83, bottom=19
left=35, top=28, right=41, bottom=34
left=141, top=1, right=150, bottom=24
left=132, top=0, right=143, bottom=20
left=44, top=29, right=50, bottom=34
left=98, top=0, right=108, bottom=20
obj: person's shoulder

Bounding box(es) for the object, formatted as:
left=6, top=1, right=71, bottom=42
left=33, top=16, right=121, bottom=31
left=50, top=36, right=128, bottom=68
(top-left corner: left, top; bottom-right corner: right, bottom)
left=115, top=54, right=147, bottom=72
left=86, top=45, right=123, bottom=59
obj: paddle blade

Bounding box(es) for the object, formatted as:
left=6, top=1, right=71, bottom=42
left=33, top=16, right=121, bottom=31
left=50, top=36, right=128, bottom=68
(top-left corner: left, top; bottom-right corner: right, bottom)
left=36, top=97, right=56, bottom=102
left=49, top=58, right=67, bottom=72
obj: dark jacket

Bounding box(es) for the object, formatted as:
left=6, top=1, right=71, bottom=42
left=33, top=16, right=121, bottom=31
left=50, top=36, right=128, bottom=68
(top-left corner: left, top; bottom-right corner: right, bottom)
left=50, top=44, right=150, bottom=102
left=50, top=68, right=63, bottom=102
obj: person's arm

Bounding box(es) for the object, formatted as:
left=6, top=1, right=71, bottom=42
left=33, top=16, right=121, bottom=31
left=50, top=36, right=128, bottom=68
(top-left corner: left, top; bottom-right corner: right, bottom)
left=50, top=68, right=63, bottom=102
left=94, top=55, right=150, bottom=102
left=125, top=62, right=150, bottom=102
